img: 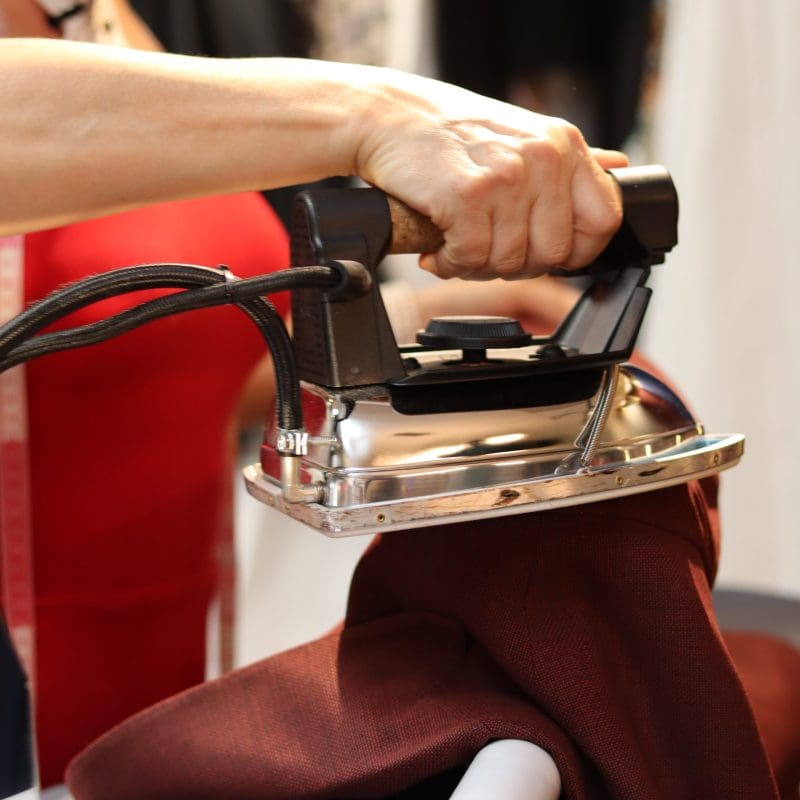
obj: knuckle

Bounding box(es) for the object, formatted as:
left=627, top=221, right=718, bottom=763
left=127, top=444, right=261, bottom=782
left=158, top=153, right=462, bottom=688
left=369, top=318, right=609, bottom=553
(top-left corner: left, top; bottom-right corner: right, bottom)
left=536, top=239, right=572, bottom=268
left=472, top=138, right=527, bottom=179
left=430, top=252, right=462, bottom=279
left=494, top=252, right=526, bottom=274
left=559, top=121, right=586, bottom=149
left=445, top=240, right=490, bottom=271
left=458, top=252, right=491, bottom=271
left=490, top=150, right=525, bottom=186
left=526, top=138, right=562, bottom=174
left=455, top=151, right=526, bottom=197
left=452, top=170, right=492, bottom=204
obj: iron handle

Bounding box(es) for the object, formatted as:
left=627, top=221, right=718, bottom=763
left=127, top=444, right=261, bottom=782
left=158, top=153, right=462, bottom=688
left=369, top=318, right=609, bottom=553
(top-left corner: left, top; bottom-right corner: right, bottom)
left=384, top=165, right=678, bottom=264
left=386, top=196, right=443, bottom=254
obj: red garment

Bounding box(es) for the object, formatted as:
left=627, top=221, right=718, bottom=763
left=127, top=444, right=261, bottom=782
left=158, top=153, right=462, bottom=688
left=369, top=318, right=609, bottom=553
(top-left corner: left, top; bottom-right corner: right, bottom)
left=66, top=480, right=800, bottom=799
left=17, top=193, right=289, bottom=785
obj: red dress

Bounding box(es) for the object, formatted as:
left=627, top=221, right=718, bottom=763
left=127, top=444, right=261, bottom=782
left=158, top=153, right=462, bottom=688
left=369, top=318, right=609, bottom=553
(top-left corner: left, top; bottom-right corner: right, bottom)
left=20, top=193, right=289, bottom=785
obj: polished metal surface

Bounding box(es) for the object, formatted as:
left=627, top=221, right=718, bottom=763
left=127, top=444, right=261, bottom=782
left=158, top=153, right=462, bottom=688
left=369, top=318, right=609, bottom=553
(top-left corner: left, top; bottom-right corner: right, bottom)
left=245, top=364, right=745, bottom=536
left=577, top=363, right=620, bottom=467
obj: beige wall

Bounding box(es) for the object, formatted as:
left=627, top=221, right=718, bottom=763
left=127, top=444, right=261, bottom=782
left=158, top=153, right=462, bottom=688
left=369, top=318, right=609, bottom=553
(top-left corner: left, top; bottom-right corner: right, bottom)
left=644, top=0, right=800, bottom=596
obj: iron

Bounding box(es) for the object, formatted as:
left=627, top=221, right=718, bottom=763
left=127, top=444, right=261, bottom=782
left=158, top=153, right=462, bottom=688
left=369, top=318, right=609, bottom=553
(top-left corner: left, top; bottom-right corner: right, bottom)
left=244, top=166, right=743, bottom=536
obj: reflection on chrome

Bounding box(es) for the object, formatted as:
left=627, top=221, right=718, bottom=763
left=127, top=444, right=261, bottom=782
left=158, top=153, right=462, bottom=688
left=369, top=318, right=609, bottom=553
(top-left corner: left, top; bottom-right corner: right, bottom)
left=248, top=364, right=743, bottom=536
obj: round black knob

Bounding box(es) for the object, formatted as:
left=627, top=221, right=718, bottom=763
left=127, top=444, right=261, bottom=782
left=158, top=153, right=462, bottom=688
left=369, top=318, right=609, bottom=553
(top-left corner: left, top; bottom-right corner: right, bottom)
left=417, top=316, right=532, bottom=350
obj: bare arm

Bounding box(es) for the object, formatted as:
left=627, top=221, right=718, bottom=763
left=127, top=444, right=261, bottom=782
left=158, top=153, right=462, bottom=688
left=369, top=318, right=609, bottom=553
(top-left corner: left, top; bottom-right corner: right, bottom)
left=0, top=41, right=364, bottom=232
left=0, top=39, right=624, bottom=278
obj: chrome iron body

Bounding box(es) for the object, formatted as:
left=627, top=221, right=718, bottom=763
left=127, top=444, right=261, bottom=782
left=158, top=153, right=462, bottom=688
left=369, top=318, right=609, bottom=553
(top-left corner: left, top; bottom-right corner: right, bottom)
left=244, top=168, right=744, bottom=536
left=245, top=363, right=743, bottom=537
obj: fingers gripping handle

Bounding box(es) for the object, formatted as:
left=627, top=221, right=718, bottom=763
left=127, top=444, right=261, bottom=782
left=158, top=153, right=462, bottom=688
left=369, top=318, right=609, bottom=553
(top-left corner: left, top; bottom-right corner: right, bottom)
left=384, top=165, right=678, bottom=266
left=288, top=166, right=676, bottom=389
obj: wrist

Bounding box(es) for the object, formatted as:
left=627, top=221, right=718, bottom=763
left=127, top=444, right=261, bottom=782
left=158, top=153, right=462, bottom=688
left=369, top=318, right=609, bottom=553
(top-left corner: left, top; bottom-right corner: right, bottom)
left=323, top=61, right=380, bottom=179
left=305, top=61, right=397, bottom=181
left=345, top=65, right=439, bottom=187
left=240, top=57, right=377, bottom=184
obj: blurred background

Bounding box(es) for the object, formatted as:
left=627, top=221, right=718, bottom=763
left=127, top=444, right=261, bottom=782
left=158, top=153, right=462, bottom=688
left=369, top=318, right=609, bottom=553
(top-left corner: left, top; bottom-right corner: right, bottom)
left=128, top=0, right=800, bottom=666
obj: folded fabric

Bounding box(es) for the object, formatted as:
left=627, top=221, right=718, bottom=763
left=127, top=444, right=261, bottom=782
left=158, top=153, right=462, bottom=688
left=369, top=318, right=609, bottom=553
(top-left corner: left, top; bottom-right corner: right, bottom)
left=67, top=480, right=800, bottom=799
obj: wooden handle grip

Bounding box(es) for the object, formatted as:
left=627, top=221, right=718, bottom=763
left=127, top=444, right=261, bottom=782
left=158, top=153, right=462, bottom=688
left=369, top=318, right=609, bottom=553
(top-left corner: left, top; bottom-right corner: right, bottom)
left=386, top=197, right=444, bottom=254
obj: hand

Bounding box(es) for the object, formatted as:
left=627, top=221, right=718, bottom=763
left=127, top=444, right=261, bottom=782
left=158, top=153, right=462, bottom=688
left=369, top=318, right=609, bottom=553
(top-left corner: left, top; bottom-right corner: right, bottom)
left=352, top=70, right=627, bottom=280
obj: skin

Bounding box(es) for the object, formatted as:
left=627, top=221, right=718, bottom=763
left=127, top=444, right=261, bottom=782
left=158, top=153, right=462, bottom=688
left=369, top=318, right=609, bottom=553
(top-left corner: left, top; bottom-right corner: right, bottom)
left=0, top=0, right=625, bottom=281
left=3, top=20, right=629, bottom=787
left=0, top=0, right=625, bottom=426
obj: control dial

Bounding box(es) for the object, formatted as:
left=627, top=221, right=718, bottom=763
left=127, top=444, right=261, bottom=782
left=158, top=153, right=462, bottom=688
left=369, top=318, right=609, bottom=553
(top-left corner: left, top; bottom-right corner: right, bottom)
left=417, top=316, right=532, bottom=362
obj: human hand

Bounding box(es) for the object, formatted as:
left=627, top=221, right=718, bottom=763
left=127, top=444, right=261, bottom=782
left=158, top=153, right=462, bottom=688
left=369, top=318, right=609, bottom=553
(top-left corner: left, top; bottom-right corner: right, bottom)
left=351, top=69, right=627, bottom=280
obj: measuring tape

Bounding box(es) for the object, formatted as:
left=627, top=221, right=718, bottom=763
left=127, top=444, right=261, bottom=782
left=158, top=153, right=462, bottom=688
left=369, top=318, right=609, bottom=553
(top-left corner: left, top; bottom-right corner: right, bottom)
left=0, top=235, right=37, bottom=690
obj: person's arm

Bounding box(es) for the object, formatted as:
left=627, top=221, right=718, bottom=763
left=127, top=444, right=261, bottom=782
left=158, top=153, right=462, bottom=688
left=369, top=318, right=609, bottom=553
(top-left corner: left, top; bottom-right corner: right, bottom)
left=0, top=39, right=624, bottom=278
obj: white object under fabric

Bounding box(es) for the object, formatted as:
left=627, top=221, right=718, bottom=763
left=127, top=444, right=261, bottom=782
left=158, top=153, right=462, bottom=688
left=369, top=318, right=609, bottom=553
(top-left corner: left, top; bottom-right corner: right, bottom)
left=642, top=0, right=800, bottom=596
left=234, top=2, right=438, bottom=664
left=233, top=278, right=425, bottom=664
left=40, top=787, right=71, bottom=800
left=232, top=277, right=423, bottom=664
left=3, top=786, right=70, bottom=800
left=234, top=433, right=373, bottom=665
left=448, top=739, right=561, bottom=800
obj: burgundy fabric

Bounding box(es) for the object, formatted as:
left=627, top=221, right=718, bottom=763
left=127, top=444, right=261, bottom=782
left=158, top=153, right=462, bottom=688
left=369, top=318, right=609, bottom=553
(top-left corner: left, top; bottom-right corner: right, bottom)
left=725, top=632, right=800, bottom=799
left=66, top=480, right=800, bottom=799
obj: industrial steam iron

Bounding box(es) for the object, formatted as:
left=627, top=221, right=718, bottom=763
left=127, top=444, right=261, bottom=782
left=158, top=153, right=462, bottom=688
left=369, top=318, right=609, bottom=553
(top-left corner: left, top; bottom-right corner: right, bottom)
left=244, top=166, right=744, bottom=536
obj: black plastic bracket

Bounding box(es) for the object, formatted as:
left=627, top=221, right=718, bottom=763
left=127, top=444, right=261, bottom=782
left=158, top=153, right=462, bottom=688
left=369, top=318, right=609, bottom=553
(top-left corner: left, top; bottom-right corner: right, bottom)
left=289, top=166, right=678, bottom=392
left=289, top=188, right=404, bottom=388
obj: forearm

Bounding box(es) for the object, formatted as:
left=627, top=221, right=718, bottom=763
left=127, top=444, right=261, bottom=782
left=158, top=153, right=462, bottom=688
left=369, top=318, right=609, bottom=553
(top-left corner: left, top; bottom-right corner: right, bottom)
left=1, top=38, right=625, bottom=278
left=0, top=40, right=369, bottom=234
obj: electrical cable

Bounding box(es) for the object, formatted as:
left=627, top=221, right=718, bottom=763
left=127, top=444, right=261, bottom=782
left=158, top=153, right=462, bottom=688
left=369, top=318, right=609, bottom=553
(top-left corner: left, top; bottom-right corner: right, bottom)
left=0, top=264, right=341, bottom=431
left=0, top=263, right=225, bottom=356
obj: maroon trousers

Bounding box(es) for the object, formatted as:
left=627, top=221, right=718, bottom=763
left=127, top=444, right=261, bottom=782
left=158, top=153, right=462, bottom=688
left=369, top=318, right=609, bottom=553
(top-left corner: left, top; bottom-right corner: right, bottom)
left=67, top=479, right=800, bottom=799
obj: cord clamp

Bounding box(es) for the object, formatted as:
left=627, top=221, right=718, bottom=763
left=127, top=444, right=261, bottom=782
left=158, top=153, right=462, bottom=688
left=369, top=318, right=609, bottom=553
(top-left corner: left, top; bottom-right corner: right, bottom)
left=276, top=428, right=309, bottom=456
